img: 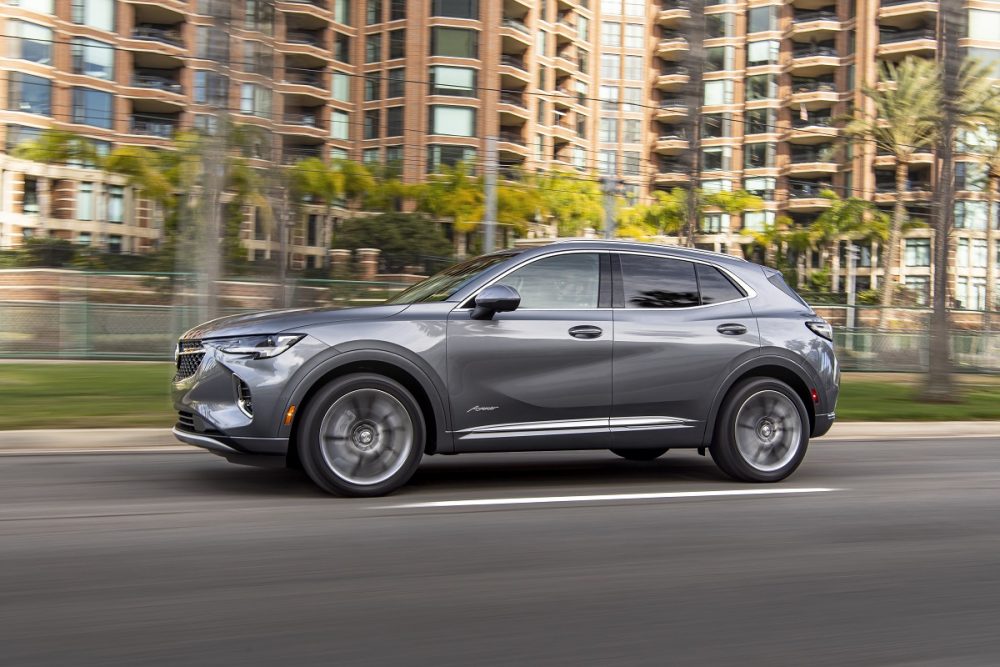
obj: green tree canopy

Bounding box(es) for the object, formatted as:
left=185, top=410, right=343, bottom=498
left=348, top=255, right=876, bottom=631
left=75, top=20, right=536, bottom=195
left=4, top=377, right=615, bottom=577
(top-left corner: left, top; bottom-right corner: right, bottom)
left=335, top=213, right=453, bottom=274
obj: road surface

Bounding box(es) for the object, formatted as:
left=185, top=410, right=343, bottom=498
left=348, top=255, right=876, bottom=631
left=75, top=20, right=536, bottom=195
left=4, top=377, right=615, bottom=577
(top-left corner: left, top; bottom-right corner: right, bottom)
left=2, top=437, right=999, bottom=666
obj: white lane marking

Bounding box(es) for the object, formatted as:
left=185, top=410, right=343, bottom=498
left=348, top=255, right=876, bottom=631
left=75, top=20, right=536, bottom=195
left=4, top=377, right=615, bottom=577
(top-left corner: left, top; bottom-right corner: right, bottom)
left=385, top=487, right=839, bottom=509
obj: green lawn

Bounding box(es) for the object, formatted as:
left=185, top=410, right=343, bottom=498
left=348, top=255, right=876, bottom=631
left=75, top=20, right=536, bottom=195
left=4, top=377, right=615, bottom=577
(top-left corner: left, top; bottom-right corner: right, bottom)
left=1, top=363, right=999, bottom=430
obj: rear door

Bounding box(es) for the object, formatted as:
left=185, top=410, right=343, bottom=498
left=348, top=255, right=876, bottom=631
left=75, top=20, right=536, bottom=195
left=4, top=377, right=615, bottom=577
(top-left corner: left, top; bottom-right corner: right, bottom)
left=611, top=252, right=760, bottom=447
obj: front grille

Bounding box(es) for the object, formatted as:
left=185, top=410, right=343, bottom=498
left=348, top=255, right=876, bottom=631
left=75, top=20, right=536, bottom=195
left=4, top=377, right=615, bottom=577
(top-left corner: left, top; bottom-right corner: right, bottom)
left=175, top=339, right=204, bottom=380
left=176, top=410, right=196, bottom=431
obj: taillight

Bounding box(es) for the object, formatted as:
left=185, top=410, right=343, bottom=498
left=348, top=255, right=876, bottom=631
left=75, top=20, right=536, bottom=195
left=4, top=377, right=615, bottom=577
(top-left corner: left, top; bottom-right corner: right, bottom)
left=806, top=320, right=833, bottom=341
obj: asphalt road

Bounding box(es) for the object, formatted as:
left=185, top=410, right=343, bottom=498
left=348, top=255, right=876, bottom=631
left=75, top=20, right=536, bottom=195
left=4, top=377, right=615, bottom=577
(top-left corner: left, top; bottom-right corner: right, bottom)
left=2, top=438, right=999, bottom=666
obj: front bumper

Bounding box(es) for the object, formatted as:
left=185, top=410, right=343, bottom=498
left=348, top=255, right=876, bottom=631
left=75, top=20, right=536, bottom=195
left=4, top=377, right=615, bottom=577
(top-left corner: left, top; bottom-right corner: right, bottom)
left=172, top=426, right=286, bottom=468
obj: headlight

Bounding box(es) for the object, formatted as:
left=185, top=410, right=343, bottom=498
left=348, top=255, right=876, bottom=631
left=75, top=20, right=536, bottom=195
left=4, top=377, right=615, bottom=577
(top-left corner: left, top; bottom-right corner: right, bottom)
left=204, top=334, right=304, bottom=359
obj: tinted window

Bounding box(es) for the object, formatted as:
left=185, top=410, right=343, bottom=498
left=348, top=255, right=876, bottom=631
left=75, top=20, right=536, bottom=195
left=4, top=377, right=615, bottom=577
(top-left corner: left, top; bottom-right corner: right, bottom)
left=697, top=263, right=744, bottom=304
left=502, top=253, right=600, bottom=309
left=621, top=255, right=699, bottom=309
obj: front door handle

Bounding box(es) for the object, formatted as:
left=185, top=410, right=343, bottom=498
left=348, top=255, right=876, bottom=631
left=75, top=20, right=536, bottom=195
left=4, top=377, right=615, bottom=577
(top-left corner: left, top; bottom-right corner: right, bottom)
left=717, top=323, right=748, bottom=336
left=569, top=325, right=603, bottom=339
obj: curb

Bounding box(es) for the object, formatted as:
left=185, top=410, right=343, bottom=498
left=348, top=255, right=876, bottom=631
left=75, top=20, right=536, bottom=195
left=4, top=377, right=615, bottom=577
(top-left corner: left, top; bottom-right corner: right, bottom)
left=0, top=422, right=996, bottom=454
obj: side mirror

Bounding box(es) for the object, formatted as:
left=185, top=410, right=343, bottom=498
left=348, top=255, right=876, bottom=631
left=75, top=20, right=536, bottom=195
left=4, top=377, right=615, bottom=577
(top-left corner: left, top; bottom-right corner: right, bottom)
left=471, top=284, right=521, bottom=320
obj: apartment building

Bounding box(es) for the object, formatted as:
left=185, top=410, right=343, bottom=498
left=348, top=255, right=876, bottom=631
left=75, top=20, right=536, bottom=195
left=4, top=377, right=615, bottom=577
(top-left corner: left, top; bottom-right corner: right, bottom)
left=0, top=0, right=998, bottom=305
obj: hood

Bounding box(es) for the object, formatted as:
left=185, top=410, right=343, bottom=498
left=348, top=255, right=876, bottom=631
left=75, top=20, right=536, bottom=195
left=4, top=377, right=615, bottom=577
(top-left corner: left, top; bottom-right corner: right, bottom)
left=181, top=304, right=409, bottom=340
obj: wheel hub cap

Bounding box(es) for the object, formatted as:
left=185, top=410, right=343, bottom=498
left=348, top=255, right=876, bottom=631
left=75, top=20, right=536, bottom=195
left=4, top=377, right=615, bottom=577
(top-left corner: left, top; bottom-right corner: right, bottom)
left=352, top=423, right=377, bottom=450
left=734, top=390, right=802, bottom=473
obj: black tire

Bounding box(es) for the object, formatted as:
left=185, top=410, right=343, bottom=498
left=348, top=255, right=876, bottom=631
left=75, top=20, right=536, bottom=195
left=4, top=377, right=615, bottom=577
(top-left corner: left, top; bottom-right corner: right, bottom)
left=298, top=373, right=425, bottom=497
left=610, top=448, right=669, bottom=461
left=710, top=377, right=809, bottom=483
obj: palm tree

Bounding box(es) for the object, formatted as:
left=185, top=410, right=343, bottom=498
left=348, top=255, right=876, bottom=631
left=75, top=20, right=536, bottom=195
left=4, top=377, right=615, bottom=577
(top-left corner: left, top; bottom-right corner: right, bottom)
left=846, top=56, right=941, bottom=328
left=984, top=115, right=1000, bottom=326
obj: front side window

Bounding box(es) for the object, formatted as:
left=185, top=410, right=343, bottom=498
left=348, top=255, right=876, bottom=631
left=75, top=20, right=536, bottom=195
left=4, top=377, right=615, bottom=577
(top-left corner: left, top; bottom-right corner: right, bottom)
left=620, top=254, right=700, bottom=309
left=387, top=252, right=516, bottom=304
left=10, top=21, right=52, bottom=64
left=72, top=87, right=113, bottom=128
left=501, top=253, right=601, bottom=310
left=431, top=27, right=478, bottom=58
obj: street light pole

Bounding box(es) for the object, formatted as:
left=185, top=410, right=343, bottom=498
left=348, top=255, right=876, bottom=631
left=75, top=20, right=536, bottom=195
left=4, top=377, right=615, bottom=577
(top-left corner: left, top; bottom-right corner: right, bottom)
left=846, top=242, right=858, bottom=352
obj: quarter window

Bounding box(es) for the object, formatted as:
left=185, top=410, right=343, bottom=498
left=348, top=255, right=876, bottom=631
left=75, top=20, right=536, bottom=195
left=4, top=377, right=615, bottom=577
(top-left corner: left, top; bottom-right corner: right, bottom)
left=697, top=264, right=744, bottom=304
left=501, top=253, right=601, bottom=309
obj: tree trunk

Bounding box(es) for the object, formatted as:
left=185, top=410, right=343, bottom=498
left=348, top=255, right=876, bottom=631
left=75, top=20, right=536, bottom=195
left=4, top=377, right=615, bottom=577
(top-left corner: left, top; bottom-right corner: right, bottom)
left=985, top=175, right=997, bottom=332
left=878, top=159, right=908, bottom=330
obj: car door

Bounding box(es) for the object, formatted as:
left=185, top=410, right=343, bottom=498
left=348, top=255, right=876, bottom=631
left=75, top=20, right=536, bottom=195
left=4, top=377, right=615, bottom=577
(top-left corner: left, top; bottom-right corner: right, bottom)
left=611, top=251, right=760, bottom=448
left=447, top=251, right=613, bottom=452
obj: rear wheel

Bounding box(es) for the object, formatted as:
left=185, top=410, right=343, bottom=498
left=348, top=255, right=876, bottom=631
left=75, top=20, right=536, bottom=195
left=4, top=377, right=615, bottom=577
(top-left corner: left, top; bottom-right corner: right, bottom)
left=710, top=377, right=808, bottom=482
left=610, top=448, right=669, bottom=461
left=299, top=373, right=424, bottom=497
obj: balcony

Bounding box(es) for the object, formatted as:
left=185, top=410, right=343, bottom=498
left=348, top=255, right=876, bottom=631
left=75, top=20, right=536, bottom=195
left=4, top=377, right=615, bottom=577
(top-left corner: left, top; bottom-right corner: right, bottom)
left=499, top=130, right=526, bottom=146
left=788, top=114, right=837, bottom=143
left=788, top=44, right=840, bottom=76
left=131, top=24, right=184, bottom=48
left=788, top=79, right=840, bottom=109
left=791, top=9, right=840, bottom=40
left=658, top=0, right=690, bottom=26
left=875, top=147, right=934, bottom=167
left=656, top=31, right=689, bottom=60
left=499, top=130, right=529, bottom=158
left=501, top=18, right=532, bottom=53
left=879, top=0, right=938, bottom=24
left=555, top=14, right=576, bottom=44
left=284, top=68, right=326, bottom=89
left=656, top=96, right=688, bottom=121
left=286, top=30, right=323, bottom=47
left=500, top=55, right=527, bottom=72
left=131, top=117, right=177, bottom=139
left=554, top=48, right=577, bottom=78
left=499, top=55, right=530, bottom=87
left=282, top=110, right=323, bottom=128
left=655, top=132, right=689, bottom=154
left=787, top=146, right=839, bottom=176
left=656, top=65, right=689, bottom=90
left=280, top=0, right=328, bottom=13
left=873, top=177, right=932, bottom=203
left=499, top=91, right=530, bottom=123
left=130, top=71, right=183, bottom=94
left=786, top=181, right=833, bottom=211
left=654, top=160, right=690, bottom=185
left=877, top=27, right=936, bottom=58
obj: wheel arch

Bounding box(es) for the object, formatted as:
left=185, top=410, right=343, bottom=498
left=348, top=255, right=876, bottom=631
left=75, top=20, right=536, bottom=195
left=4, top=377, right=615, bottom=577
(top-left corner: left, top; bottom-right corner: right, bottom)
left=283, top=350, right=451, bottom=468
left=703, top=356, right=818, bottom=446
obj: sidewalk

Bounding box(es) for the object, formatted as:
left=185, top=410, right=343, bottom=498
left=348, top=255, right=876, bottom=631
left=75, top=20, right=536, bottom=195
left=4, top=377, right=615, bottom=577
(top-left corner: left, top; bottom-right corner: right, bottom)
left=0, top=422, right=996, bottom=455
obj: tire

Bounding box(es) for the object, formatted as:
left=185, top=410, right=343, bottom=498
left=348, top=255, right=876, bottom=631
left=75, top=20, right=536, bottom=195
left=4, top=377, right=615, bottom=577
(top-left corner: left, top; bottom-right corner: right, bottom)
left=610, top=448, right=669, bottom=461
left=710, top=377, right=809, bottom=483
left=298, top=373, right=425, bottom=497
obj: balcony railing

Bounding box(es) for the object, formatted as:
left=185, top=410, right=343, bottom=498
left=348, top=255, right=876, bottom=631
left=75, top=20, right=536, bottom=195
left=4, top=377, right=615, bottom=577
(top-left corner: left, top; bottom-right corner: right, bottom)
left=500, top=55, right=527, bottom=71
left=131, top=119, right=177, bottom=138
left=499, top=131, right=525, bottom=145
left=658, top=159, right=688, bottom=172
left=793, top=9, right=839, bottom=22
left=789, top=182, right=832, bottom=198
left=792, top=114, right=834, bottom=128
left=662, top=0, right=690, bottom=8
left=659, top=96, right=687, bottom=108
left=792, top=45, right=839, bottom=58
left=499, top=91, right=526, bottom=107
left=790, top=147, right=837, bottom=163
left=659, top=64, right=689, bottom=76
left=131, top=25, right=183, bottom=47
left=875, top=180, right=932, bottom=193
left=285, top=69, right=325, bottom=87
left=881, top=0, right=937, bottom=6
left=791, top=80, right=837, bottom=93
left=284, top=0, right=327, bottom=7
left=131, top=72, right=183, bottom=93
left=660, top=29, right=686, bottom=41
left=502, top=18, right=530, bottom=34
left=286, top=30, right=323, bottom=46
left=879, top=27, right=936, bottom=43
left=283, top=111, right=321, bottom=127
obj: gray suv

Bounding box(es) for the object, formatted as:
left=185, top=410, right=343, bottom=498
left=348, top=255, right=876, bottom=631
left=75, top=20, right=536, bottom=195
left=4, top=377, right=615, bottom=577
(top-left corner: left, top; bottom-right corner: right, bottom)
left=172, top=241, right=838, bottom=496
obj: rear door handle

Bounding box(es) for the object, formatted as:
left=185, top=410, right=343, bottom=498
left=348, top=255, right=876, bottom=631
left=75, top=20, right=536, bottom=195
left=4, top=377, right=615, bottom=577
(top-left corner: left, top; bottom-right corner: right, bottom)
left=717, top=323, right=748, bottom=336
left=569, top=325, right=603, bottom=339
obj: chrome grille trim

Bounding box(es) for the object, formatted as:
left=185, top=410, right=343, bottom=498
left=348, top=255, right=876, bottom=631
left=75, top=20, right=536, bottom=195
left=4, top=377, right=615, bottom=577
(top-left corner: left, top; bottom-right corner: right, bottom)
left=174, top=339, right=204, bottom=380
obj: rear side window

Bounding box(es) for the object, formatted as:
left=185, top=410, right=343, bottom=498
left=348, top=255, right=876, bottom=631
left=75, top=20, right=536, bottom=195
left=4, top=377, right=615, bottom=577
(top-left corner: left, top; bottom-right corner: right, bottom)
left=621, top=254, right=700, bottom=308
left=697, top=263, right=745, bottom=304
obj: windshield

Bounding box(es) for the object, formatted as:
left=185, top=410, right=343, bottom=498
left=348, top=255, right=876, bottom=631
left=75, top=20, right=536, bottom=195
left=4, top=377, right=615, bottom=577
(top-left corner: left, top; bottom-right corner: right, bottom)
left=386, top=252, right=520, bottom=305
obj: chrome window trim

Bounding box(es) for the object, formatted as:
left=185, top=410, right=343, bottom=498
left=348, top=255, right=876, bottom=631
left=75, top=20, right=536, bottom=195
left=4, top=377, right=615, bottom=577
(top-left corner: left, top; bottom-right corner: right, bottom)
left=614, top=249, right=758, bottom=310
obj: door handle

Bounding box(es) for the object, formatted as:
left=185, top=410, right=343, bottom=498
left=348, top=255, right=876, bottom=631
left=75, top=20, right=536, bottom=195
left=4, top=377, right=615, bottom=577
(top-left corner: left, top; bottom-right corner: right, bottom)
left=569, top=325, right=603, bottom=339
left=717, top=323, right=748, bottom=336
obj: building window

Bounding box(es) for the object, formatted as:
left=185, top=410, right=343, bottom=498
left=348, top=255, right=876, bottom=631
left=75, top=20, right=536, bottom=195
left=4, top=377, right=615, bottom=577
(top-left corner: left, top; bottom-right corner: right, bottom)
left=743, top=210, right=774, bottom=232
left=747, top=40, right=780, bottom=66
left=599, top=117, right=618, bottom=143
left=388, top=29, right=405, bottom=59
left=193, top=71, right=227, bottom=105
left=365, top=33, right=382, bottom=62
left=10, top=21, right=52, bottom=65
left=9, top=0, right=54, bottom=13
left=706, top=13, right=734, bottom=38
left=390, top=0, right=406, bottom=20
left=703, top=146, right=730, bottom=171
left=623, top=55, right=643, bottom=80
left=71, top=87, right=113, bottom=129
left=701, top=213, right=729, bottom=233
left=968, top=9, right=1000, bottom=41
left=70, top=38, right=115, bottom=80
left=366, top=0, right=382, bottom=24
left=244, top=0, right=274, bottom=33
left=331, top=110, right=350, bottom=140
left=429, top=105, right=475, bottom=136
left=623, top=0, right=643, bottom=17
left=744, top=142, right=776, bottom=169
left=332, top=72, right=351, bottom=101
left=72, top=0, right=115, bottom=31
left=703, top=79, right=733, bottom=105
left=386, top=106, right=404, bottom=137
left=428, top=144, right=476, bottom=173
left=601, top=0, right=621, bottom=14
left=385, top=145, right=404, bottom=176
left=904, top=276, right=929, bottom=305
left=243, top=40, right=273, bottom=75
left=7, top=73, right=52, bottom=116
left=573, top=146, right=586, bottom=170
left=623, top=118, right=641, bottom=143
left=702, top=113, right=731, bottom=138
left=748, top=5, right=778, bottom=33
left=22, top=176, right=40, bottom=213
left=624, top=23, right=644, bottom=48
left=602, top=21, right=621, bottom=47
left=107, top=185, right=124, bottom=223
left=599, top=85, right=619, bottom=110
left=240, top=83, right=272, bottom=117
left=432, top=0, right=478, bottom=19
left=77, top=232, right=92, bottom=246
left=431, top=27, right=478, bottom=58
left=622, top=87, right=641, bottom=112
left=747, top=107, right=776, bottom=134
left=955, top=201, right=988, bottom=230
left=386, top=68, right=405, bottom=97
left=196, top=26, right=230, bottom=61
left=364, top=109, right=380, bottom=139
left=905, top=238, right=930, bottom=267
left=334, top=0, right=351, bottom=24
left=744, top=176, right=776, bottom=201
left=333, top=33, right=351, bottom=63
left=599, top=150, right=616, bottom=175
left=430, top=66, right=477, bottom=97
left=364, top=72, right=381, bottom=100
left=78, top=182, right=95, bottom=221
left=746, top=74, right=778, bottom=101
left=956, top=162, right=986, bottom=192
left=706, top=46, right=735, bottom=72
left=622, top=151, right=641, bottom=176
left=601, top=54, right=620, bottom=79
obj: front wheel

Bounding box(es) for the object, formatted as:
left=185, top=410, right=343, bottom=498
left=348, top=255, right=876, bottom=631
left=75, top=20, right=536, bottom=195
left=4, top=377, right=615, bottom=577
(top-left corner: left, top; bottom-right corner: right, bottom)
left=610, top=448, right=669, bottom=461
left=298, top=373, right=425, bottom=497
left=710, top=377, right=809, bottom=482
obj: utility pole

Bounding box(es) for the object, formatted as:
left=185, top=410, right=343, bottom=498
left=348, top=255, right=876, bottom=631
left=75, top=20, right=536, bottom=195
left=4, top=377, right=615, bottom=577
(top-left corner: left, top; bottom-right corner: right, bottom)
left=924, top=0, right=961, bottom=398
left=602, top=176, right=621, bottom=239
left=846, top=242, right=858, bottom=352
left=684, top=0, right=706, bottom=247
left=483, top=135, right=498, bottom=253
